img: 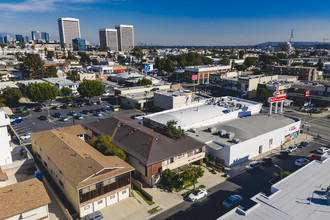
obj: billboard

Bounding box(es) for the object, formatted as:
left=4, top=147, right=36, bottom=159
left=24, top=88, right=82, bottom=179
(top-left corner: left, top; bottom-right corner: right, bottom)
left=191, top=75, right=198, bottom=81
left=273, top=91, right=283, bottom=96
left=268, top=96, right=286, bottom=103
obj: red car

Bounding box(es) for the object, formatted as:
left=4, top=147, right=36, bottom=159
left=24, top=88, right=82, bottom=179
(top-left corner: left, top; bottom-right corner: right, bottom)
left=34, top=107, right=42, bottom=112
left=308, top=154, right=321, bottom=161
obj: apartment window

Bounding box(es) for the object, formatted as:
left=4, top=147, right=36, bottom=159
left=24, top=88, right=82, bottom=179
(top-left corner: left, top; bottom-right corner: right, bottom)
left=89, top=184, right=96, bottom=191
left=169, top=158, right=174, bottom=163
left=82, top=187, right=90, bottom=194
left=176, top=154, right=183, bottom=160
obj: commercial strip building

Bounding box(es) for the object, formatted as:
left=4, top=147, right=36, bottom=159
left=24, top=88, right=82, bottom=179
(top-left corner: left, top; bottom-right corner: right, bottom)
left=30, top=125, right=134, bottom=217
left=84, top=116, right=206, bottom=186
left=58, top=17, right=81, bottom=48
left=99, top=29, right=118, bottom=51
left=42, top=77, right=79, bottom=95
left=185, top=65, right=232, bottom=84
left=220, top=154, right=330, bottom=219
left=266, top=64, right=317, bottom=81
left=0, top=178, right=51, bottom=220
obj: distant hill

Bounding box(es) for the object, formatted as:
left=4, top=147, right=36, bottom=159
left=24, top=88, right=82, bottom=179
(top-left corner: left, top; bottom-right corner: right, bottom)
left=256, top=41, right=323, bottom=47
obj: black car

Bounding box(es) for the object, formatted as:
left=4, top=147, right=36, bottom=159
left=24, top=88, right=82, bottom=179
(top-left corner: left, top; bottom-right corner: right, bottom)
left=298, top=141, right=309, bottom=148
left=39, top=115, right=47, bottom=120
left=260, top=157, right=272, bottom=166
left=61, top=104, right=68, bottom=109
left=81, top=110, right=89, bottom=114
left=89, top=109, right=96, bottom=114
left=51, top=105, right=60, bottom=110
left=54, top=112, right=62, bottom=118
left=276, top=150, right=289, bottom=159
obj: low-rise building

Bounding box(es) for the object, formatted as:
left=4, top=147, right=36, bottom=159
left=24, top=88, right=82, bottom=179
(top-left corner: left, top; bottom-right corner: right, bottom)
left=266, top=64, right=317, bottom=81
left=42, top=77, right=79, bottom=95
left=185, top=65, right=232, bottom=84
left=85, top=116, right=206, bottom=186
left=0, top=178, right=51, bottom=220
left=153, top=88, right=194, bottom=109
left=30, top=125, right=134, bottom=217
left=115, top=84, right=171, bottom=96
left=79, top=72, right=96, bottom=81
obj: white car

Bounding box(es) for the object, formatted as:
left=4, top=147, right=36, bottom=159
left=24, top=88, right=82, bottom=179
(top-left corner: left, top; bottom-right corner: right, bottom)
left=287, top=145, right=298, bottom=153
left=295, top=158, right=310, bottom=167
left=317, top=147, right=330, bottom=154
left=245, top=161, right=260, bottom=171
left=187, top=189, right=207, bottom=202
left=20, top=133, right=31, bottom=140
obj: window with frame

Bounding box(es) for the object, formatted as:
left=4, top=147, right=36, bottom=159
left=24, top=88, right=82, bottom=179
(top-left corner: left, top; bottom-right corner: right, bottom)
left=110, top=195, right=115, bottom=199
left=97, top=200, right=103, bottom=204
left=122, top=190, right=127, bottom=194
left=84, top=205, right=90, bottom=210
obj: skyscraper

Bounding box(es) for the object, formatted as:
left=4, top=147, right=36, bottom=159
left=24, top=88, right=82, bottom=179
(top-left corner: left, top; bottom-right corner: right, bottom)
left=99, top=28, right=118, bottom=51
left=31, top=31, right=41, bottom=41
left=15, top=35, right=24, bottom=43
left=58, top=17, right=81, bottom=48
left=115, top=25, right=134, bottom=51
left=41, top=32, right=50, bottom=42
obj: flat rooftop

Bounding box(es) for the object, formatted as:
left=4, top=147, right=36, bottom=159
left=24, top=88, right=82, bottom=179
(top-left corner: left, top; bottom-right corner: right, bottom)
left=42, top=77, right=78, bottom=85
left=143, top=97, right=261, bottom=130
left=220, top=154, right=330, bottom=220
left=154, top=88, right=192, bottom=97
left=187, top=114, right=298, bottom=148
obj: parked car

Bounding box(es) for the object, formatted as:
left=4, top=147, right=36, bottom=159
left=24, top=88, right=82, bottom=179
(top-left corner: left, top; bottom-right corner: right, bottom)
left=222, top=195, right=243, bottom=208
left=81, top=110, right=89, bottom=114
left=61, top=104, right=68, bottom=109
left=54, top=112, right=62, bottom=118
left=295, top=158, right=310, bottom=167
left=298, top=141, right=309, bottom=148
left=11, top=118, right=23, bottom=125
left=260, top=157, right=272, bottom=166
left=187, top=189, right=207, bottom=202
left=93, top=111, right=102, bottom=117
left=60, top=116, right=68, bottom=122
left=75, top=114, right=83, bottom=120
left=245, top=161, right=260, bottom=171
left=20, top=133, right=31, bottom=140
left=317, top=147, right=330, bottom=154
left=38, top=115, right=47, bottom=120
left=68, top=111, right=77, bottom=116
left=34, top=107, right=42, bottom=112
left=89, top=109, right=96, bottom=114
left=276, top=150, right=290, bottom=159
left=287, top=145, right=298, bottom=153
left=97, top=100, right=102, bottom=105
left=51, top=105, right=60, bottom=110
left=80, top=211, right=103, bottom=220
left=308, top=153, right=321, bottom=161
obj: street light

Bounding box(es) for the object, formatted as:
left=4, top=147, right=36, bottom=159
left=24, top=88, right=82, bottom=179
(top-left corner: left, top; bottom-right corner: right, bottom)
left=274, top=164, right=283, bottom=180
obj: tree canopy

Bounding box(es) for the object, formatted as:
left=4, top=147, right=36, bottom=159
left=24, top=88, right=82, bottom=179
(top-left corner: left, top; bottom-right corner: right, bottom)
left=131, top=47, right=144, bottom=64
left=219, top=57, right=230, bottom=65
left=182, top=166, right=204, bottom=190
left=78, top=80, right=105, bottom=98
left=164, top=120, right=185, bottom=140
left=26, top=82, right=58, bottom=102
left=61, top=87, right=72, bottom=96
left=2, top=87, right=22, bottom=104
left=45, top=66, right=58, bottom=78
left=243, top=57, right=257, bottom=68
left=257, top=87, right=272, bottom=103
left=155, top=57, right=165, bottom=72
left=88, top=135, right=126, bottom=160
left=137, top=78, right=152, bottom=86
left=91, top=58, right=99, bottom=65
left=20, top=54, right=59, bottom=79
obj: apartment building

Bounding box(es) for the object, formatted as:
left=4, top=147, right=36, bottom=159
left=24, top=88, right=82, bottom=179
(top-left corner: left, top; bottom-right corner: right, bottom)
left=266, top=64, right=317, bottom=81
left=185, top=65, right=232, bottom=84
left=30, top=125, right=134, bottom=217
left=84, top=116, right=206, bottom=186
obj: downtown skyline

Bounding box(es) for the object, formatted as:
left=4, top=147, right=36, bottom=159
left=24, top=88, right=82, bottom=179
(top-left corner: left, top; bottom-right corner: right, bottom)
left=1, top=0, right=330, bottom=46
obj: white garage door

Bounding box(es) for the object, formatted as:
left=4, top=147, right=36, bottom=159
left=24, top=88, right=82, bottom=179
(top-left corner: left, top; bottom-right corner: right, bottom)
left=118, top=188, right=129, bottom=201
left=106, top=193, right=118, bottom=206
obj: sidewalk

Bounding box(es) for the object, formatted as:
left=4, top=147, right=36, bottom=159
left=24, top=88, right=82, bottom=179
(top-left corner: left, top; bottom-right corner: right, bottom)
left=223, top=133, right=314, bottom=178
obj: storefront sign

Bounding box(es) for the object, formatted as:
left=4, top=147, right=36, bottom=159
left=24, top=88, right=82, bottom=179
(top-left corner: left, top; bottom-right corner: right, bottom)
left=273, top=91, right=283, bottom=96
left=268, top=96, right=286, bottom=103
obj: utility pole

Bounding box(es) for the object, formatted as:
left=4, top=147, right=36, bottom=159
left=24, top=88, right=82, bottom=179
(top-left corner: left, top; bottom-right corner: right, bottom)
left=71, top=99, right=75, bottom=126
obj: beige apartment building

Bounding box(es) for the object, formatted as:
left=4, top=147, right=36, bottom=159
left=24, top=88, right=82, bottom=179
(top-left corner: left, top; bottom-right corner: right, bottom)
left=266, top=65, right=317, bottom=81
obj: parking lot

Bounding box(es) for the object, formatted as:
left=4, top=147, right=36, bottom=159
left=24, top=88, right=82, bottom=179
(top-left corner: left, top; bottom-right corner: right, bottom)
left=11, top=97, right=140, bottom=143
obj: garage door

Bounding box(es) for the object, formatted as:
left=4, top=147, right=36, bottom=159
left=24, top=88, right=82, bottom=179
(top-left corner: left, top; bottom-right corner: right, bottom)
left=106, top=193, right=118, bottom=206
left=118, top=188, right=129, bottom=201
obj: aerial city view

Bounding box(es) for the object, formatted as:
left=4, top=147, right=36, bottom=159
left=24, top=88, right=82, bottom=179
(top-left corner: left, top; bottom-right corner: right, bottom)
left=0, top=0, right=330, bottom=220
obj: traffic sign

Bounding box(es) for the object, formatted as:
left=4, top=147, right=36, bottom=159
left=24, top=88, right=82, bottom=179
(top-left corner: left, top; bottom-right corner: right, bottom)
left=144, top=65, right=150, bottom=72
left=273, top=91, right=283, bottom=96
left=268, top=96, right=286, bottom=103
left=305, top=90, right=310, bottom=98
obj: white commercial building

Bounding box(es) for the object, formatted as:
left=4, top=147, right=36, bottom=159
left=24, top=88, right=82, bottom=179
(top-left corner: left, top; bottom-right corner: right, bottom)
left=220, top=154, right=330, bottom=219
left=42, top=78, right=79, bottom=95
left=99, top=28, right=118, bottom=51
left=0, top=109, right=12, bottom=166
left=115, top=25, right=134, bottom=51
left=58, top=17, right=81, bottom=48
left=153, top=88, right=194, bottom=110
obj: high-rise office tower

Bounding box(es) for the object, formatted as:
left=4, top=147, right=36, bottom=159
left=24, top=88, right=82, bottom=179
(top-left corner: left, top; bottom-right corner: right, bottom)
left=24, top=36, right=29, bottom=43
left=15, top=35, right=24, bottom=43
left=41, top=32, right=50, bottom=42
left=4, top=35, right=12, bottom=44
left=31, top=31, right=41, bottom=41
left=115, top=25, right=134, bottom=51
left=99, top=28, right=118, bottom=51
left=58, top=17, right=81, bottom=48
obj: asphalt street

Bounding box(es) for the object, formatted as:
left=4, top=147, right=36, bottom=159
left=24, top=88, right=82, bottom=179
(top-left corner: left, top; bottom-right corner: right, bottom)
left=152, top=111, right=330, bottom=220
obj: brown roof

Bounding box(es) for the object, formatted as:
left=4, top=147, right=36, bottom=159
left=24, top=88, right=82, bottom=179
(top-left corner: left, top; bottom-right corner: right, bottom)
left=30, top=125, right=134, bottom=189
left=84, top=116, right=205, bottom=166
left=0, top=167, right=8, bottom=181
left=0, top=178, right=51, bottom=219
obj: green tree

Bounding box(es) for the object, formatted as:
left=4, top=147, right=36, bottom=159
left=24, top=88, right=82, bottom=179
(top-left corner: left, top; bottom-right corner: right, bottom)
left=2, top=87, right=22, bottom=104
left=155, top=57, right=165, bottom=73
left=162, top=169, right=177, bottom=190
left=239, top=50, right=245, bottom=59
left=316, top=59, right=324, bottom=71
left=88, top=135, right=126, bottom=160
left=259, top=54, right=280, bottom=65
left=131, top=47, right=144, bottom=64
left=78, top=80, right=105, bottom=98
left=235, top=64, right=247, bottom=71
left=257, top=87, right=272, bottom=104
left=277, top=53, right=287, bottom=59
left=137, top=78, right=152, bottom=86
left=61, top=87, right=72, bottom=96
left=15, top=52, right=24, bottom=61
left=243, top=57, right=257, bottom=68
left=219, top=57, right=230, bottom=65
left=164, top=120, right=185, bottom=140
left=20, top=53, right=46, bottom=79
left=182, top=166, right=204, bottom=190
left=91, top=58, right=99, bottom=65
left=78, top=52, right=90, bottom=65
left=164, top=58, right=175, bottom=73
left=45, top=66, right=58, bottom=78
left=26, top=82, right=58, bottom=103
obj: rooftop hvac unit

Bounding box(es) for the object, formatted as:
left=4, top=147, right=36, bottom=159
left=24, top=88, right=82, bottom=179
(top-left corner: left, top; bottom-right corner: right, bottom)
left=219, top=129, right=227, bottom=136
left=208, top=127, right=217, bottom=133
left=228, top=132, right=235, bottom=139
left=232, top=138, right=239, bottom=144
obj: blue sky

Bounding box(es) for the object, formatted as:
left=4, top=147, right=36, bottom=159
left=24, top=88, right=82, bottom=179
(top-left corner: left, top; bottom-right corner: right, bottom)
left=1, top=0, right=330, bottom=45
